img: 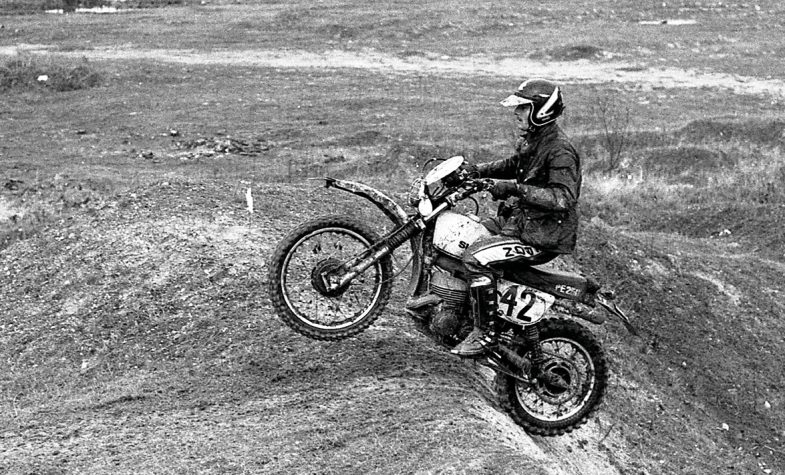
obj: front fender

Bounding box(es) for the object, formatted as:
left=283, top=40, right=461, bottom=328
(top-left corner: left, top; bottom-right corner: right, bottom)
left=324, top=177, right=409, bottom=227
left=324, top=177, right=424, bottom=297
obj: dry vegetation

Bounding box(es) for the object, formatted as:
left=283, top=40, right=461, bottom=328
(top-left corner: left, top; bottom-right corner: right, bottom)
left=1, top=0, right=785, bottom=474
left=0, top=53, right=101, bottom=91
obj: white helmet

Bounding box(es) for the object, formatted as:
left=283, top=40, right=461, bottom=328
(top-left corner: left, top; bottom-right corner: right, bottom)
left=501, top=78, right=565, bottom=128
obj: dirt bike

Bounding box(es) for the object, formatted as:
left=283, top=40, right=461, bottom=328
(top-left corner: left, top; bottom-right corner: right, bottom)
left=268, top=155, right=636, bottom=436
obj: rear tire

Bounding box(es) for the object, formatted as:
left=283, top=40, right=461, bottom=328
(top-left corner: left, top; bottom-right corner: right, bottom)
left=494, top=318, right=608, bottom=436
left=268, top=215, right=393, bottom=341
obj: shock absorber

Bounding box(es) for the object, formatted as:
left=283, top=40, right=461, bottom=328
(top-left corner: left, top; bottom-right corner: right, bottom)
left=525, top=325, right=545, bottom=372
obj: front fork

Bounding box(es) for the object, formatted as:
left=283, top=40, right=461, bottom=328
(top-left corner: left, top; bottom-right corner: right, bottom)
left=326, top=218, right=423, bottom=291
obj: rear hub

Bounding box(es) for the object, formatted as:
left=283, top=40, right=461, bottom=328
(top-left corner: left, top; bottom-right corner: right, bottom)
left=534, top=360, right=577, bottom=404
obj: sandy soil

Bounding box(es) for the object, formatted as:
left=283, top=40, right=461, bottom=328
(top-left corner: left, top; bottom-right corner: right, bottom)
left=3, top=43, right=785, bottom=99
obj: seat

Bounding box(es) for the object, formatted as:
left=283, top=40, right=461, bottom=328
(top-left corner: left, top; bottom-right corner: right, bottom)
left=502, top=265, right=598, bottom=302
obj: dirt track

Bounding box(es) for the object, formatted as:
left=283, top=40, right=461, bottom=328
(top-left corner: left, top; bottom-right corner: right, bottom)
left=0, top=181, right=628, bottom=474
left=3, top=27, right=784, bottom=471
left=3, top=43, right=785, bottom=98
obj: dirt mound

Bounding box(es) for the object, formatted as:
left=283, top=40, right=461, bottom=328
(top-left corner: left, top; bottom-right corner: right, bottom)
left=532, top=44, right=606, bottom=61
left=0, top=179, right=623, bottom=474
left=2, top=179, right=784, bottom=473
left=640, top=146, right=737, bottom=181
left=678, top=118, right=785, bottom=146
left=638, top=202, right=785, bottom=259
left=576, top=219, right=785, bottom=474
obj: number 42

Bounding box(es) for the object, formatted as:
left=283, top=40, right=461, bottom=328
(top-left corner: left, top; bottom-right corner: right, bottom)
left=498, top=285, right=536, bottom=322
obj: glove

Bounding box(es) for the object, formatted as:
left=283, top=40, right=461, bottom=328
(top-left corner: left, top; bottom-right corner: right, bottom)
left=460, top=162, right=480, bottom=178
left=489, top=180, right=518, bottom=200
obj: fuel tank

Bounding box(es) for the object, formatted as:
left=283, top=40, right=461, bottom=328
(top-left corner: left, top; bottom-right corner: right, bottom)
left=433, top=211, right=492, bottom=258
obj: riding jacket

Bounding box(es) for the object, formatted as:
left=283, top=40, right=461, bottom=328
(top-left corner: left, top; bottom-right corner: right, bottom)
left=477, top=122, right=582, bottom=254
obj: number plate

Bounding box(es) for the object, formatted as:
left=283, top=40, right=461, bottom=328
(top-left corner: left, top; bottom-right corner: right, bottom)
left=496, top=280, right=555, bottom=326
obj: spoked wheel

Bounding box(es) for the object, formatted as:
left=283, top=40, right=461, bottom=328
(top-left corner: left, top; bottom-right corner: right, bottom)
left=494, top=318, right=608, bottom=436
left=268, top=215, right=393, bottom=340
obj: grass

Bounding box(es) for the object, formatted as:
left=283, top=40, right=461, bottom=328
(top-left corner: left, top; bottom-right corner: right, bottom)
left=1, top=1, right=785, bottom=473
left=0, top=53, right=101, bottom=91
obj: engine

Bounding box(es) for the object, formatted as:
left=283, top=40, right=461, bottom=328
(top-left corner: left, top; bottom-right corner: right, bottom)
left=430, top=270, right=468, bottom=310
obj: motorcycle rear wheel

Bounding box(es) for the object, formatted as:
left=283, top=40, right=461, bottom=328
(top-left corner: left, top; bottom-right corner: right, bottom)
left=494, top=318, right=608, bottom=436
left=268, top=215, right=393, bottom=341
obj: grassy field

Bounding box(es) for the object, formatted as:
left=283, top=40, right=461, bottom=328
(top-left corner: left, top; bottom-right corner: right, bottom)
left=2, top=1, right=785, bottom=474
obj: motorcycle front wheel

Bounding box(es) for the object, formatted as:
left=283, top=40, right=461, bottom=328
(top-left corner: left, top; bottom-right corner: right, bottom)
left=494, top=318, right=608, bottom=436
left=268, top=215, right=394, bottom=341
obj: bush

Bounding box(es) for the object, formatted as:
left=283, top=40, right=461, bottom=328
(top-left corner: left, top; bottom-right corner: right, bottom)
left=0, top=54, right=101, bottom=92
left=592, top=93, right=633, bottom=173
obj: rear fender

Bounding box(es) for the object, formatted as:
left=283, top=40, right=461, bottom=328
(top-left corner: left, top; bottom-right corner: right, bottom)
left=596, top=293, right=639, bottom=336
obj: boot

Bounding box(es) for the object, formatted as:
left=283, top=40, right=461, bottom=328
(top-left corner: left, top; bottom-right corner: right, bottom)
left=452, top=275, right=498, bottom=357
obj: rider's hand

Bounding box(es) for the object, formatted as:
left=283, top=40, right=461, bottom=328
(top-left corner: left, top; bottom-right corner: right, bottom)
left=461, top=162, right=480, bottom=178
left=489, top=180, right=518, bottom=200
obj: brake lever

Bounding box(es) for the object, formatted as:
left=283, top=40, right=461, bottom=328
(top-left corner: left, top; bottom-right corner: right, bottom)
left=465, top=178, right=493, bottom=192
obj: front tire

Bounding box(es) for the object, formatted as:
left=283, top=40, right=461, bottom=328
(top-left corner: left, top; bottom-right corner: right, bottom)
left=494, top=318, right=608, bottom=436
left=268, top=215, right=393, bottom=341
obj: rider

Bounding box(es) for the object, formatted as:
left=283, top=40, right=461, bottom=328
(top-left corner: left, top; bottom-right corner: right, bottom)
left=452, top=78, right=583, bottom=357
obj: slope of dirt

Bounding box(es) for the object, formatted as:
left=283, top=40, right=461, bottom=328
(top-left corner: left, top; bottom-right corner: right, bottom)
left=2, top=178, right=783, bottom=474
left=575, top=219, right=785, bottom=474
left=0, top=180, right=627, bottom=474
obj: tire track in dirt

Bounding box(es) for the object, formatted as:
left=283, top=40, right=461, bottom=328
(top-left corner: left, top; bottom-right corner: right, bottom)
left=4, top=44, right=785, bottom=98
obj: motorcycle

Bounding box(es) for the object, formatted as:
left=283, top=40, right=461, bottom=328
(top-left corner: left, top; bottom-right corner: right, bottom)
left=268, top=155, right=636, bottom=436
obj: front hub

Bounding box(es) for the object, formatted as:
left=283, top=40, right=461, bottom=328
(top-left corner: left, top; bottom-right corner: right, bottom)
left=311, top=258, right=350, bottom=298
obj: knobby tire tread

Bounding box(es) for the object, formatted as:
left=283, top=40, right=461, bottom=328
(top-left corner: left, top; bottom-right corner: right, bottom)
left=494, top=318, right=608, bottom=436
left=268, top=215, right=394, bottom=341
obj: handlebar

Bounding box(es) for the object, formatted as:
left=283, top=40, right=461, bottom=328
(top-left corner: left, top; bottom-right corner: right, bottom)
left=454, top=177, right=493, bottom=200
left=417, top=175, right=493, bottom=221
left=431, top=178, right=493, bottom=212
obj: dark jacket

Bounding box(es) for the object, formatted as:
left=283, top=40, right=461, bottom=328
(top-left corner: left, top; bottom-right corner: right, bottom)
left=477, top=123, right=581, bottom=254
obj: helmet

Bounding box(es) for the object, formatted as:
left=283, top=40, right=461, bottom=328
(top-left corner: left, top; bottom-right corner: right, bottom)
left=500, top=79, right=564, bottom=128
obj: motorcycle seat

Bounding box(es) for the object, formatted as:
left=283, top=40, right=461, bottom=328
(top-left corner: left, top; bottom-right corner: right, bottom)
left=502, top=265, right=600, bottom=302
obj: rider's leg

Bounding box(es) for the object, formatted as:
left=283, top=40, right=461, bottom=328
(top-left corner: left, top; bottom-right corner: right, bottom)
left=451, top=272, right=498, bottom=356
left=451, top=235, right=549, bottom=356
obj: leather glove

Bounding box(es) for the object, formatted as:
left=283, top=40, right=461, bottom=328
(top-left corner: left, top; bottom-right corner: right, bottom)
left=489, top=180, right=518, bottom=200
left=460, top=162, right=480, bottom=178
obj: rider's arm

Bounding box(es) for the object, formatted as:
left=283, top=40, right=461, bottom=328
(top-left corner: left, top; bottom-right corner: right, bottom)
left=476, top=156, right=517, bottom=179
left=515, top=149, right=580, bottom=212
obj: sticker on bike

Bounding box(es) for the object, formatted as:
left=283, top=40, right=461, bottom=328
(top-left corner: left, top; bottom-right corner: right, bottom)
left=496, top=281, right=555, bottom=325
left=474, top=241, right=539, bottom=265
left=503, top=245, right=537, bottom=258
